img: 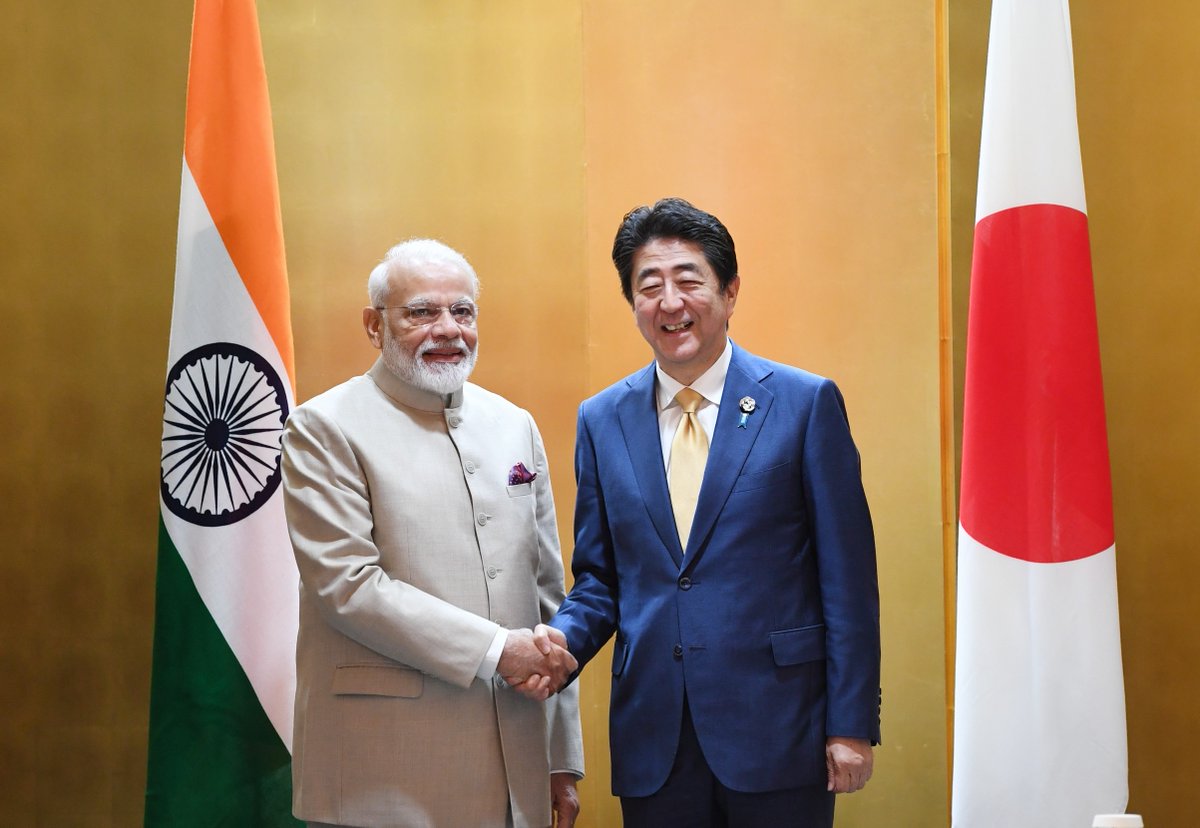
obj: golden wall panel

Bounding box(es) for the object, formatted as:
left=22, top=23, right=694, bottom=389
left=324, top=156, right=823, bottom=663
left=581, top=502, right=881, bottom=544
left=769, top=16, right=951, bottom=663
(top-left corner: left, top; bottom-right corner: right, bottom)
left=3, top=2, right=948, bottom=825
left=581, top=2, right=944, bottom=825
left=950, top=1, right=1200, bottom=823
left=0, top=1, right=192, bottom=823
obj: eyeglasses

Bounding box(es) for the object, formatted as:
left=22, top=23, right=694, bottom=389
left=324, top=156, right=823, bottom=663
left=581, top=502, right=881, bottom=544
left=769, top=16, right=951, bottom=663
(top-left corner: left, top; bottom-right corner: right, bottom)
left=375, top=301, right=479, bottom=328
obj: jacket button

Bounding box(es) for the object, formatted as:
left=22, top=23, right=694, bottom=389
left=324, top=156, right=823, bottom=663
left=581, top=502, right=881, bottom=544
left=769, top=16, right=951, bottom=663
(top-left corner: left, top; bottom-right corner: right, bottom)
left=678, top=576, right=692, bottom=590
left=486, top=566, right=498, bottom=579
left=464, top=460, right=476, bottom=474
left=477, top=512, right=489, bottom=526
left=449, top=415, right=463, bottom=428
left=673, top=644, right=683, bottom=660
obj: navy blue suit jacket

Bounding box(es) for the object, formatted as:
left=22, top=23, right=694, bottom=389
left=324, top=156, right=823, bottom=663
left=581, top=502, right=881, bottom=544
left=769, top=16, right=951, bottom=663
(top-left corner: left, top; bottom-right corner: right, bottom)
left=550, top=344, right=880, bottom=797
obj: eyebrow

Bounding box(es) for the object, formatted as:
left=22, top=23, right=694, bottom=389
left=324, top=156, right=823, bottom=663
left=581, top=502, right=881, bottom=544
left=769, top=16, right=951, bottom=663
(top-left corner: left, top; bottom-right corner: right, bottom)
left=635, top=261, right=700, bottom=282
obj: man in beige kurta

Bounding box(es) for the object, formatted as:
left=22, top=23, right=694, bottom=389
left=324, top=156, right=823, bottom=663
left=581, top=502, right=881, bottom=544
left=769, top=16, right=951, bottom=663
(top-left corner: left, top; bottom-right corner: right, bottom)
left=282, top=239, right=583, bottom=828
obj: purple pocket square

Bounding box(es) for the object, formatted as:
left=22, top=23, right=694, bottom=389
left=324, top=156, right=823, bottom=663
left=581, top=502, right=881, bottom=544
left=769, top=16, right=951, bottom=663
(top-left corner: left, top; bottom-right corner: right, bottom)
left=507, top=462, right=537, bottom=485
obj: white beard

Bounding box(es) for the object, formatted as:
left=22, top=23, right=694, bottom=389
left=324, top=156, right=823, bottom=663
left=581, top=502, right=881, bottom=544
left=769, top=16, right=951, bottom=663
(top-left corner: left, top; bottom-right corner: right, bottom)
left=382, top=332, right=477, bottom=396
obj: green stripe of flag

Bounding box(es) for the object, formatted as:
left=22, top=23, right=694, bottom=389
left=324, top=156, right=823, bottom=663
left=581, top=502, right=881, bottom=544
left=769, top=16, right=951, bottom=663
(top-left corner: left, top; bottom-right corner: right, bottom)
left=145, top=518, right=300, bottom=827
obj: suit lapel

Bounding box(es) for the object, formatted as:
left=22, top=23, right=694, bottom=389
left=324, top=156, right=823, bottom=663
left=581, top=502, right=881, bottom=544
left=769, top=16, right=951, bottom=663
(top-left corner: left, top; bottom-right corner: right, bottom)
left=685, top=347, right=775, bottom=564
left=616, top=365, right=684, bottom=566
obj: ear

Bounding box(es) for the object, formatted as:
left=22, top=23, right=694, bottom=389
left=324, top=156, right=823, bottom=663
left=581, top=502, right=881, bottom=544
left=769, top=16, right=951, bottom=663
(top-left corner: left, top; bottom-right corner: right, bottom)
left=724, top=275, right=741, bottom=313
left=363, top=306, right=384, bottom=350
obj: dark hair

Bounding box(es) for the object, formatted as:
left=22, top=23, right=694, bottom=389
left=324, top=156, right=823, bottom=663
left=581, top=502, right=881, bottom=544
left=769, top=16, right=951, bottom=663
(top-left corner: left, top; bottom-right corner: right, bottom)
left=612, top=197, right=738, bottom=303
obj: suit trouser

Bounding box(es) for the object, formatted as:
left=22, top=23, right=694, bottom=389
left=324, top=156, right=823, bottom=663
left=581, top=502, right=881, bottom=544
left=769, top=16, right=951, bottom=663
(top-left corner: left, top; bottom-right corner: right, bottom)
left=307, top=804, right=516, bottom=828
left=620, top=697, right=835, bottom=828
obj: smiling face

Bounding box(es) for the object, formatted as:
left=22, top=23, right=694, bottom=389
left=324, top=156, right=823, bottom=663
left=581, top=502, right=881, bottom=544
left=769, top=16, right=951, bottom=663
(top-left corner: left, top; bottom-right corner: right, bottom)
left=363, top=259, right=479, bottom=394
left=630, top=237, right=740, bottom=386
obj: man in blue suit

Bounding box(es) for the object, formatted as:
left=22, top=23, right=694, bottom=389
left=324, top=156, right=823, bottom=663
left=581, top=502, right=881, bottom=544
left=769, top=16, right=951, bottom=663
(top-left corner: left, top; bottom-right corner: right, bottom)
left=544, top=198, right=880, bottom=827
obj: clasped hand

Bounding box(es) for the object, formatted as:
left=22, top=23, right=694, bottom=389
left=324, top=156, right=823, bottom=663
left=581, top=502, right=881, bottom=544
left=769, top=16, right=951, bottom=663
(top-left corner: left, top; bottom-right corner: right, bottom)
left=498, top=624, right=575, bottom=701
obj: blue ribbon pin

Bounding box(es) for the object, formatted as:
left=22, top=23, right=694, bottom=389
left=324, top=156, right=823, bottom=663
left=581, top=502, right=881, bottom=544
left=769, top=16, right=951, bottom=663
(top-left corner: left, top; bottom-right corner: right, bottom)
left=737, top=396, right=756, bottom=429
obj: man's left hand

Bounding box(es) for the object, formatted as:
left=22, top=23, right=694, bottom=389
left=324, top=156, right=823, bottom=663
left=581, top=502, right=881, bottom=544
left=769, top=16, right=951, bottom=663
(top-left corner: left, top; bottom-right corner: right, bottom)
left=825, top=736, right=873, bottom=793
left=551, top=772, right=580, bottom=827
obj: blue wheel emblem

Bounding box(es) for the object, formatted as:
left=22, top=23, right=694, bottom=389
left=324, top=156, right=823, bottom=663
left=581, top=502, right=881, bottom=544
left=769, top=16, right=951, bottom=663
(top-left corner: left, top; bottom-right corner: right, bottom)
left=160, top=342, right=289, bottom=527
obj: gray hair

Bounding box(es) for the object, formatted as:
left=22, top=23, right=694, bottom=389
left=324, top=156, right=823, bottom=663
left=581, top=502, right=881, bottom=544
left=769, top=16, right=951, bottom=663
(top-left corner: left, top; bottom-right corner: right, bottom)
left=367, top=238, right=480, bottom=306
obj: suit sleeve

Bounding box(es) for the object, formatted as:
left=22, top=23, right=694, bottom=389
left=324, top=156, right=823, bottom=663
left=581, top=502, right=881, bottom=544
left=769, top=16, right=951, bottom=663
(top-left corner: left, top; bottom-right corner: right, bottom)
left=549, top=402, right=621, bottom=671
left=804, top=379, right=882, bottom=744
left=281, top=405, right=499, bottom=690
left=525, top=413, right=585, bottom=776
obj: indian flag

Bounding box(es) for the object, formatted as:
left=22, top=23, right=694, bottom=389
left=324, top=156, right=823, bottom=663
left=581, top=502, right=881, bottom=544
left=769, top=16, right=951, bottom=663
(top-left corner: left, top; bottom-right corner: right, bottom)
left=951, top=1, right=1128, bottom=826
left=145, top=1, right=300, bottom=824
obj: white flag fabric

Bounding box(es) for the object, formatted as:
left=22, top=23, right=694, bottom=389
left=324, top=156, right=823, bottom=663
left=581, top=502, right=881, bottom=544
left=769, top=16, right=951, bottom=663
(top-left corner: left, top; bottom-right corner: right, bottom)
left=952, top=1, right=1129, bottom=826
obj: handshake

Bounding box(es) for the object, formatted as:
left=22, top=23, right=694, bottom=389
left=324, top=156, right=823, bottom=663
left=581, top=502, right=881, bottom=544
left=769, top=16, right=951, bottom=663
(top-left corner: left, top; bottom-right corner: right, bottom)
left=497, top=624, right=577, bottom=702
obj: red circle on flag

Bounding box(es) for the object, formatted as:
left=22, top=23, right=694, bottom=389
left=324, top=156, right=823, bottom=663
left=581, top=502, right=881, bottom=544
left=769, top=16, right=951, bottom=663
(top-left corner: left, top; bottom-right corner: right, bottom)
left=960, top=204, right=1114, bottom=563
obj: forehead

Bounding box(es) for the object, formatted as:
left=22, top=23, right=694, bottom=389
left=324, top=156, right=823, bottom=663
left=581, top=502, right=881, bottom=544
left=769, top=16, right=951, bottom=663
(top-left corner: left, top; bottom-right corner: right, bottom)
left=387, top=260, right=476, bottom=302
left=632, top=238, right=715, bottom=281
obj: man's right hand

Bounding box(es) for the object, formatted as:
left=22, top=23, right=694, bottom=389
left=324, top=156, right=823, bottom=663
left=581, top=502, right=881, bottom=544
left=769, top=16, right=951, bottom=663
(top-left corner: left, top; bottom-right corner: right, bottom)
left=498, top=625, right=576, bottom=701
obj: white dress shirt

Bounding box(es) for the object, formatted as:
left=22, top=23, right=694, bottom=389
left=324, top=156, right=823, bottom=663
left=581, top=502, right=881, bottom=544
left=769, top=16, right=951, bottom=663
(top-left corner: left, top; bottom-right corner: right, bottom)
left=655, top=339, right=733, bottom=473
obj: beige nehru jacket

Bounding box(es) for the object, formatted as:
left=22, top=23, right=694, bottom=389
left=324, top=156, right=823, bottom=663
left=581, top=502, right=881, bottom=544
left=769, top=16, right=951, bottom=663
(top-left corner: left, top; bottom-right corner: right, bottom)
left=282, top=360, right=583, bottom=828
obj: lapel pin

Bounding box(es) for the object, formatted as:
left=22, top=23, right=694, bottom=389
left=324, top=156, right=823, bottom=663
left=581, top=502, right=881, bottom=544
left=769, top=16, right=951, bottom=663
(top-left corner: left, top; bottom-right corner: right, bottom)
left=737, top=396, right=756, bottom=429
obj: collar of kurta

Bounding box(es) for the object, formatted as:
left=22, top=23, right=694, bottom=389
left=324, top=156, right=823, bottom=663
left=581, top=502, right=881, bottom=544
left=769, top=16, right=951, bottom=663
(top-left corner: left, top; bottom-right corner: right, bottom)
left=367, top=358, right=464, bottom=412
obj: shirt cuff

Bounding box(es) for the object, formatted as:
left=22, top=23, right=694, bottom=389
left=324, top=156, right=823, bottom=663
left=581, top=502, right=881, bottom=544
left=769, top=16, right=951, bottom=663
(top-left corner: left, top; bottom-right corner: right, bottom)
left=476, top=627, right=508, bottom=680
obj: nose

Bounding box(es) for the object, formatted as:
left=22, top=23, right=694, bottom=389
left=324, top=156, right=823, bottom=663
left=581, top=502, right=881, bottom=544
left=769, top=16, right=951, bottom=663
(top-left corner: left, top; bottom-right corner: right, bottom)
left=428, top=308, right=459, bottom=338
left=659, top=281, right=685, bottom=312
